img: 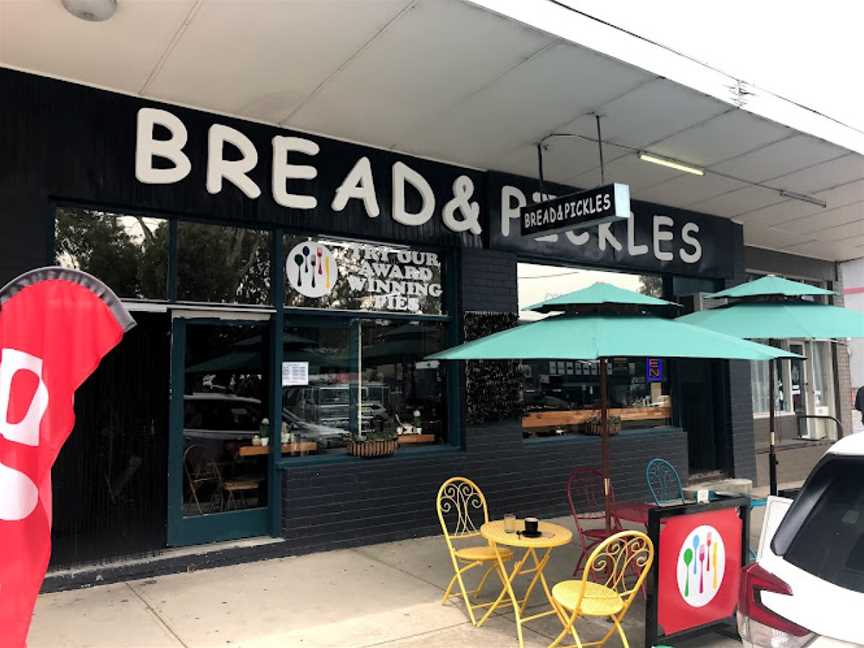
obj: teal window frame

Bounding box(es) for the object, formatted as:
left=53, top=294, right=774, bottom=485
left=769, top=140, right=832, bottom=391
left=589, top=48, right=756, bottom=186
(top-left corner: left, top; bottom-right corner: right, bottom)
left=50, top=206, right=465, bottom=541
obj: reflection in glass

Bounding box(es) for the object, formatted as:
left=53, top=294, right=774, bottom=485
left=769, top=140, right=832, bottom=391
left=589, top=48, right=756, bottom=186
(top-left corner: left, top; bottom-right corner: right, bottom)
left=362, top=319, right=447, bottom=442
left=183, top=323, right=269, bottom=516
left=519, top=357, right=671, bottom=437
left=281, top=324, right=355, bottom=454
left=177, top=223, right=271, bottom=304
left=54, top=207, right=168, bottom=299
left=751, top=355, right=787, bottom=415
left=284, top=236, right=445, bottom=315
left=517, top=262, right=658, bottom=321
left=281, top=319, right=448, bottom=456
left=516, top=263, right=671, bottom=437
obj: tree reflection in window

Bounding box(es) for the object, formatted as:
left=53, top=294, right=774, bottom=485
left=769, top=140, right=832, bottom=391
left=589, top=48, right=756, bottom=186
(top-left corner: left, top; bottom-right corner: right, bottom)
left=54, top=207, right=168, bottom=299
left=176, top=223, right=271, bottom=305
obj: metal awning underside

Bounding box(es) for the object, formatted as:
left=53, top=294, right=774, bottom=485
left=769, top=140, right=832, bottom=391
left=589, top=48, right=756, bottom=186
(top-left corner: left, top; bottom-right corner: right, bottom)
left=1, top=0, right=862, bottom=261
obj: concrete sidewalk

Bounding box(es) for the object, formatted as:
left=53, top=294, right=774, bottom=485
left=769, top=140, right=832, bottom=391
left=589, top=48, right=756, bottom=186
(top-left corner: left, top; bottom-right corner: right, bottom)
left=31, top=514, right=751, bottom=648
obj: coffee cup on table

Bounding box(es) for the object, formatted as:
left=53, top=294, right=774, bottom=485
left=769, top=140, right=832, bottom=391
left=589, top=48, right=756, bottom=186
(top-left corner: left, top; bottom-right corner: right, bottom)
left=524, top=517, right=539, bottom=535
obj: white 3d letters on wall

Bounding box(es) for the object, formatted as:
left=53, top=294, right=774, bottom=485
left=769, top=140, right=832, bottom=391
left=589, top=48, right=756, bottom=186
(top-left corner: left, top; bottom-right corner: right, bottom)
left=392, top=162, right=434, bottom=226
left=332, top=156, right=379, bottom=217
left=653, top=215, right=675, bottom=262
left=207, top=124, right=262, bottom=198
left=0, top=348, right=49, bottom=521
left=500, top=185, right=526, bottom=237
left=680, top=222, right=703, bottom=263
left=135, top=108, right=192, bottom=184
left=442, top=176, right=481, bottom=235
left=272, top=136, right=319, bottom=210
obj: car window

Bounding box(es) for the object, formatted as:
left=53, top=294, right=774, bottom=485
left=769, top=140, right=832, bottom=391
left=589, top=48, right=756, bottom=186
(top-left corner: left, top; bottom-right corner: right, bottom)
left=780, top=458, right=864, bottom=593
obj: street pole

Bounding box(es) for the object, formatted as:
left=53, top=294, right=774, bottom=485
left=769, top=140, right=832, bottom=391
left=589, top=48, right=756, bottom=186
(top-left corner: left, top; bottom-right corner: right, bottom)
left=768, top=354, right=778, bottom=496
left=600, top=358, right=611, bottom=530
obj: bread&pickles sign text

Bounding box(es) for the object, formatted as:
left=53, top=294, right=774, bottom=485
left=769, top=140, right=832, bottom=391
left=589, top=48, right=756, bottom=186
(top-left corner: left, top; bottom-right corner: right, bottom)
left=131, top=105, right=736, bottom=279
left=520, top=183, right=631, bottom=237
left=490, top=172, right=737, bottom=279
left=134, top=108, right=482, bottom=244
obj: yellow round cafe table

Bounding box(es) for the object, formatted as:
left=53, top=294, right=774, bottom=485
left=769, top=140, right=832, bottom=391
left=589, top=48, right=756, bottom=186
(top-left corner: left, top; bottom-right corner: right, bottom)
left=479, top=520, right=573, bottom=648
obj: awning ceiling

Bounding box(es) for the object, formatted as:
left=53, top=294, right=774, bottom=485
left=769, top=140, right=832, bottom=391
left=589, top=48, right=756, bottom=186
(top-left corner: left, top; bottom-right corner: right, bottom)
left=1, top=0, right=862, bottom=262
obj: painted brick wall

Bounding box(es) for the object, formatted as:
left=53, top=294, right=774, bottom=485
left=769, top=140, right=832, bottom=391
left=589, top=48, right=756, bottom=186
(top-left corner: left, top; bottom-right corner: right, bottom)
left=460, top=249, right=518, bottom=312
left=279, top=425, right=688, bottom=554
left=724, top=232, right=758, bottom=484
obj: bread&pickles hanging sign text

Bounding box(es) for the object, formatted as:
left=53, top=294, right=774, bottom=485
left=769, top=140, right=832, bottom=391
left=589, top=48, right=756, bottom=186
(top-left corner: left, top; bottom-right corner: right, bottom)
left=520, top=183, right=631, bottom=237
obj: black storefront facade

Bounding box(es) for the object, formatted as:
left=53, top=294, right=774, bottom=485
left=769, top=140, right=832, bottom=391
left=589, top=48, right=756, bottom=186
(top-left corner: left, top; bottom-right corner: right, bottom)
left=2, top=68, right=760, bottom=574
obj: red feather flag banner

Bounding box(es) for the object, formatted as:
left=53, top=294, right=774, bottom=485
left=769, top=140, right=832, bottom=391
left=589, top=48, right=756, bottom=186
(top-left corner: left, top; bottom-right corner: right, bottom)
left=0, top=268, right=135, bottom=647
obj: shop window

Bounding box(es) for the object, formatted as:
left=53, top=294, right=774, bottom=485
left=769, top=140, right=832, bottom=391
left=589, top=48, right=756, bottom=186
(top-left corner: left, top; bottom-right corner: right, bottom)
left=54, top=207, right=168, bottom=300
left=177, top=223, right=271, bottom=304
left=517, top=263, right=672, bottom=438
left=750, top=341, right=792, bottom=416
left=280, top=319, right=448, bottom=456
left=284, top=235, right=445, bottom=316
left=520, top=357, right=672, bottom=438
left=182, top=322, right=270, bottom=515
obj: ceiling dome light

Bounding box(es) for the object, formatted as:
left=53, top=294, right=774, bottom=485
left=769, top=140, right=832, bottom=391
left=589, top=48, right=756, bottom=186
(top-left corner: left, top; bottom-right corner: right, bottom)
left=62, top=0, right=117, bottom=22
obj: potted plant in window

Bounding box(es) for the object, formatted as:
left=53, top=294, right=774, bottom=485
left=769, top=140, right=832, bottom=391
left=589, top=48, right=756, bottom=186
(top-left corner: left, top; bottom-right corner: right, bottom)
left=346, top=417, right=398, bottom=458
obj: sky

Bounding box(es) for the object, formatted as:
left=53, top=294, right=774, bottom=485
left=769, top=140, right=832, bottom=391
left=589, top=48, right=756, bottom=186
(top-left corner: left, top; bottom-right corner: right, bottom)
left=564, top=1, right=864, bottom=133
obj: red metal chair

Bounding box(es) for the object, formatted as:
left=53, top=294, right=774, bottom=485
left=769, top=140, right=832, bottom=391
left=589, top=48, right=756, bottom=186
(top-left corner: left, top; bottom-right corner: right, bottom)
left=566, top=467, right=623, bottom=576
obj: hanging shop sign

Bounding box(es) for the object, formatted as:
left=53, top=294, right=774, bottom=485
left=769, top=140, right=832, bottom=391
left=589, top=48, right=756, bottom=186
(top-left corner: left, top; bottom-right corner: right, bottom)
left=489, top=172, right=738, bottom=279
left=284, top=237, right=444, bottom=315
left=134, top=108, right=483, bottom=245
left=520, top=183, right=630, bottom=237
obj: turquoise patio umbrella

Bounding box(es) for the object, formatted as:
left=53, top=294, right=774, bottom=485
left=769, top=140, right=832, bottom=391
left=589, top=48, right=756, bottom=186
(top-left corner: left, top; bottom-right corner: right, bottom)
left=678, top=274, right=864, bottom=494
left=429, top=282, right=799, bottom=525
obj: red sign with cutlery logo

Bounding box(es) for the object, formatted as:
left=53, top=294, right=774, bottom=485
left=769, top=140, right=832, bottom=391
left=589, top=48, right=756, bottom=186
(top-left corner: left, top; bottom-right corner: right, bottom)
left=657, top=508, right=743, bottom=635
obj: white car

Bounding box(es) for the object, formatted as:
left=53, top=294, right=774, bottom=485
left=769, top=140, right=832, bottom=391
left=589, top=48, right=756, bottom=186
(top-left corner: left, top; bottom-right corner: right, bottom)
left=738, top=434, right=864, bottom=647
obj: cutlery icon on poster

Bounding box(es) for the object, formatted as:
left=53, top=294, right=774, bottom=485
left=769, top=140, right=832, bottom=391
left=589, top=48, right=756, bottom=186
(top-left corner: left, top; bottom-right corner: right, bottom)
left=677, top=525, right=726, bottom=608
left=286, top=242, right=338, bottom=298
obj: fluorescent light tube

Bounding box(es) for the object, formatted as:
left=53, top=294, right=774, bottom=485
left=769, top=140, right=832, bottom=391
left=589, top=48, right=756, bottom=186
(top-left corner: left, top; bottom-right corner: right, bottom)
left=779, top=190, right=827, bottom=208
left=638, top=152, right=704, bottom=176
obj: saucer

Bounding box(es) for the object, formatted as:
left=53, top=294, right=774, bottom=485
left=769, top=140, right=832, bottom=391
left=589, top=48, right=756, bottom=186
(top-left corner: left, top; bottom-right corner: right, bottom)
left=519, top=529, right=543, bottom=538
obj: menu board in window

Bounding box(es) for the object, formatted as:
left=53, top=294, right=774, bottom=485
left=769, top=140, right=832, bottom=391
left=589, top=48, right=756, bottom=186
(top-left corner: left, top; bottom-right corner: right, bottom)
left=284, top=237, right=445, bottom=315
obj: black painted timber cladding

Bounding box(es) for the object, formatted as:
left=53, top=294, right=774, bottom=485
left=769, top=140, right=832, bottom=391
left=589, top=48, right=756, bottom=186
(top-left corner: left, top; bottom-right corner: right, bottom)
left=0, top=67, right=482, bottom=287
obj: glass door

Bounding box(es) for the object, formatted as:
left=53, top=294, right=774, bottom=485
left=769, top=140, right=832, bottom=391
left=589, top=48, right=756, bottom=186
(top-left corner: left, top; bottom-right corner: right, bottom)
left=788, top=340, right=834, bottom=441
left=168, top=314, right=272, bottom=546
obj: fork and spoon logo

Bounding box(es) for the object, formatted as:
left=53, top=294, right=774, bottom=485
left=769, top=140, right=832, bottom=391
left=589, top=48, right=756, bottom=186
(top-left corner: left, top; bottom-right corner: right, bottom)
left=286, top=241, right=338, bottom=299
left=677, top=524, right=725, bottom=607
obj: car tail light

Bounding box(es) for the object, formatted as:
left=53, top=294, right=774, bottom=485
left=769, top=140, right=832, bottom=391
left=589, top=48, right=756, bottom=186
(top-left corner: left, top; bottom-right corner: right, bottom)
left=738, top=563, right=815, bottom=648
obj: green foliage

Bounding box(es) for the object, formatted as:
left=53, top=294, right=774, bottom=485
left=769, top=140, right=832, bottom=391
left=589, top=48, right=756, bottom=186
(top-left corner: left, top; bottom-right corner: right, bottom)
left=463, top=312, right=523, bottom=424
left=55, top=207, right=167, bottom=299
left=55, top=208, right=271, bottom=305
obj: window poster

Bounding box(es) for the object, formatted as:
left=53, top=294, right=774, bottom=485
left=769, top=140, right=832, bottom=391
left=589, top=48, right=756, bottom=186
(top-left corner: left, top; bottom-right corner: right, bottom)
left=284, top=237, right=444, bottom=315
left=282, top=361, right=309, bottom=386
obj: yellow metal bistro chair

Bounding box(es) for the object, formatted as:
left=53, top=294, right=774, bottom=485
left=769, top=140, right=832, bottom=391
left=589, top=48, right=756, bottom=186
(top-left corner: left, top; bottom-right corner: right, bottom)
left=548, top=530, right=654, bottom=648
left=436, top=476, right=514, bottom=625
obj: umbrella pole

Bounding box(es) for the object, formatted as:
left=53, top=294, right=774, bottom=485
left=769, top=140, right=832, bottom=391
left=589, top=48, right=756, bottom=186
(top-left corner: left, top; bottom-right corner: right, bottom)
left=769, top=358, right=778, bottom=496
left=600, top=358, right=611, bottom=531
